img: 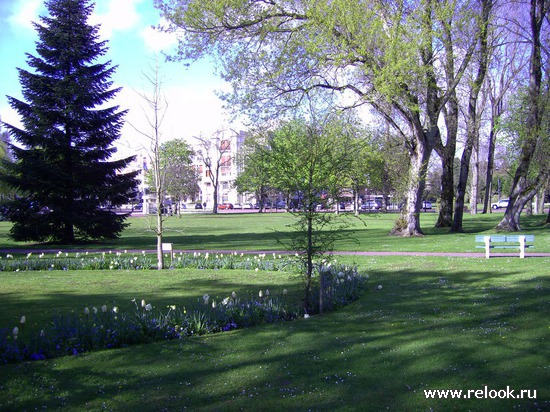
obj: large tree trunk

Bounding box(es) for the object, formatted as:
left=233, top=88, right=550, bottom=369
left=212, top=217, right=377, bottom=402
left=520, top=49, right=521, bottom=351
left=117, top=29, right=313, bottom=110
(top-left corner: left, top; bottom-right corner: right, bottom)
left=452, top=138, right=474, bottom=232
left=305, top=213, right=314, bottom=312
left=436, top=96, right=458, bottom=228
left=437, top=152, right=455, bottom=227
left=483, top=36, right=524, bottom=213
left=63, top=193, right=76, bottom=243
left=497, top=0, right=547, bottom=231
left=497, top=180, right=541, bottom=231
left=212, top=175, right=219, bottom=214
left=435, top=124, right=456, bottom=227
left=435, top=18, right=460, bottom=228
left=483, top=111, right=498, bottom=213
left=452, top=0, right=491, bottom=232
left=391, top=1, right=441, bottom=237
left=63, top=222, right=75, bottom=244
left=395, top=131, right=434, bottom=236
left=470, top=139, right=480, bottom=214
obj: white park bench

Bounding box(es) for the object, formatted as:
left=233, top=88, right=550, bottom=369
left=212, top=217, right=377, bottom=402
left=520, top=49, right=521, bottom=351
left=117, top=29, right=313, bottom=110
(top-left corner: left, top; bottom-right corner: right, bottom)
left=475, top=235, right=535, bottom=259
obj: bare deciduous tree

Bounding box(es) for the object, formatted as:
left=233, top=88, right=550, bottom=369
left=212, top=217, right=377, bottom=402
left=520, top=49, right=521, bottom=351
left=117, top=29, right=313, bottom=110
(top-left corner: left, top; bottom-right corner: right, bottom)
left=131, top=59, right=169, bottom=269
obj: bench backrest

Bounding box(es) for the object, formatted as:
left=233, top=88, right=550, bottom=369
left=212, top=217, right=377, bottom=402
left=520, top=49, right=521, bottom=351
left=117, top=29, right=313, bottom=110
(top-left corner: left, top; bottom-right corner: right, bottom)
left=475, top=235, right=535, bottom=243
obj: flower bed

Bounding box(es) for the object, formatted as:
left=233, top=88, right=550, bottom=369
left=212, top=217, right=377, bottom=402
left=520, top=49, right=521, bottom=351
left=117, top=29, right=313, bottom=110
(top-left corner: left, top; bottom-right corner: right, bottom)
left=0, top=253, right=369, bottom=364
left=0, top=251, right=301, bottom=272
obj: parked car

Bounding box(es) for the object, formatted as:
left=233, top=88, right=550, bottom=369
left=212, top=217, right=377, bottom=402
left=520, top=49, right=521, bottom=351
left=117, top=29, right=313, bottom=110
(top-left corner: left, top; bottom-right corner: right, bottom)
left=422, top=201, right=433, bottom=209
left=217, top=203, right=234, bottom=210
left=275, top=201, right=286, bottom=209
left=242, top=203, right=254, bottom=209
left=361, top=201, right=381, bottom=211
left=194, top=203, right=203, bottom=209
left=233, top=203, right=243, bottom=209
left=491, top=199, right=509, bottom=209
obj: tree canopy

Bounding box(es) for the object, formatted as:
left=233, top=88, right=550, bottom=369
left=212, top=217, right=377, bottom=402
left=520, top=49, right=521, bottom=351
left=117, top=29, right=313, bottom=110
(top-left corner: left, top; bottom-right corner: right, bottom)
left=258, top=115, right=360, bottom=310
left=146, top=138, right=199, bottom=213
left=157, top=0, right=549, bottom=232
left=157, top=0, right=480, bottom=235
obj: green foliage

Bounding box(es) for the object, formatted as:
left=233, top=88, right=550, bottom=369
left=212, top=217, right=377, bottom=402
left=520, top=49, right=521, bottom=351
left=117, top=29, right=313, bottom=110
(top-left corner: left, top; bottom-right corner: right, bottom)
left=145, top=138, right=199, bottom=207
left=0, top=0, right=137, bottom=243
left=499, top=86, right=550, bottom=178
left=233, top=132, right=272, bottom=205
left=157, top=0, right=484, bottom=237
left=263, top=115, right=361, bottom=310
left=157, top=0, right=474, bottom=119
left=346, top=128, right=387, bottom=199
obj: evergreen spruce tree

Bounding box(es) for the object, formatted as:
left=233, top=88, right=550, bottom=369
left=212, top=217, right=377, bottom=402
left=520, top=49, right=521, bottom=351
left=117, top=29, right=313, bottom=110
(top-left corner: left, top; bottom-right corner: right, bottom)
left=0, top=0, right=138, bottom=243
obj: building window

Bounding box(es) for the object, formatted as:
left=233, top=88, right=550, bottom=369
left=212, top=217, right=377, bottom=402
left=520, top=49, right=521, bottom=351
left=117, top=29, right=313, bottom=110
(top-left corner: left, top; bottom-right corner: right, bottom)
left=220, top=140, right=231, bottom=151
left=220, top=155, right=231, bottom=175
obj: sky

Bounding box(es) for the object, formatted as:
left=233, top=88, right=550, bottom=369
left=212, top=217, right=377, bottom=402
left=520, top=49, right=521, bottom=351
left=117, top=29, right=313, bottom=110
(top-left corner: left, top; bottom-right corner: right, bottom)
left=0, top=0, right=232, bottom=160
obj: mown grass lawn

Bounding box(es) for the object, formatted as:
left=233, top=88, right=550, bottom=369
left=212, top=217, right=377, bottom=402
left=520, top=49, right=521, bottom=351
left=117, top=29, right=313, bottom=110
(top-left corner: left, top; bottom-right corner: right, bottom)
left=1, top=255, right=549, bottom=411
left=0, top=212, right=549, bottom=411
left=1, top=212, right=549, bottom=253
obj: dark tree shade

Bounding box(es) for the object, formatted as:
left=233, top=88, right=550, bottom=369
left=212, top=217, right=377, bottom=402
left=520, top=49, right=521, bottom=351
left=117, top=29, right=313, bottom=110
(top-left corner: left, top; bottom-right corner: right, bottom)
left=0, top=0, right=138, bottom=243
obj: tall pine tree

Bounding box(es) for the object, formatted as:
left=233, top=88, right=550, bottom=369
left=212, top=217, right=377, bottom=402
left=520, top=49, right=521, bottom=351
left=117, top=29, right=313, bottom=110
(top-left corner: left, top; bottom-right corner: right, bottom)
left=0, top=0, right=138, bottom=243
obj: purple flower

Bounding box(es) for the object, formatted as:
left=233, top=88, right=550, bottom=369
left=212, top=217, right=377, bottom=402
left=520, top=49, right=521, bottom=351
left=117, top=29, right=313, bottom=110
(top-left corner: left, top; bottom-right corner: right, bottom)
left=30, top=353, right=46, bottom=361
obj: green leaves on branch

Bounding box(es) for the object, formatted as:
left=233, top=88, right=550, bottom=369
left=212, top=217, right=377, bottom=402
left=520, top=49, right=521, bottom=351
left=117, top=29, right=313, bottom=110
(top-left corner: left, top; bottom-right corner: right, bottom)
left=146, top=138, right=199, bottom=203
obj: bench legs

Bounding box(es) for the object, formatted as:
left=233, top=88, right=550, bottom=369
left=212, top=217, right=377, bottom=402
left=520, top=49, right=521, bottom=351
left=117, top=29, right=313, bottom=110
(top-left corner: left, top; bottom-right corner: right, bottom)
left=484, top=236, right=491, bottom=259
left=484, top=235, right=527, bottom=258
left=519, top=235, right=525, bottom=259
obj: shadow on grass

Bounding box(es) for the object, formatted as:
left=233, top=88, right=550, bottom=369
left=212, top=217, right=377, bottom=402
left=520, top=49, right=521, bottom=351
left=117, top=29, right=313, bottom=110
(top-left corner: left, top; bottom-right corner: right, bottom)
left=0, top=272, right=304, bottom=328
left=2, top=262, right=548, bottom=411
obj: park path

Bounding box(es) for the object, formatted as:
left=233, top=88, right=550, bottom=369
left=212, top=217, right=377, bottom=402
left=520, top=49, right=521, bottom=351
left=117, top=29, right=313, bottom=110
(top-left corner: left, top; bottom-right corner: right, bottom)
left=1, top=248, right=549, bottom=258
left=178, top=250, right=550, bottom=258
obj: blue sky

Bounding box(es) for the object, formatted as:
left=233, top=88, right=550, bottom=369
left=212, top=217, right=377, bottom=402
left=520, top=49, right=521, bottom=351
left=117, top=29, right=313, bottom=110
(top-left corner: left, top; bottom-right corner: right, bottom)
left=0, top=0, right=230, bottom=158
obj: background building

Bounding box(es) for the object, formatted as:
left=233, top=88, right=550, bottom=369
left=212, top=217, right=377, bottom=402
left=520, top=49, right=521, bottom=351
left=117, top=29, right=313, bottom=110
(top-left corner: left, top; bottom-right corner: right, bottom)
left=191, top=129, right=249, bottom=209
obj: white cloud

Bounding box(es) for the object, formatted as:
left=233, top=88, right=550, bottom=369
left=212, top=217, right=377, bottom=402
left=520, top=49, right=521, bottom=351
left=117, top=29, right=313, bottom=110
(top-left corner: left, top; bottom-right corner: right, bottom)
left=6, top=0, right=143, bottom=38
left=7, top=0, right=43, bottom=31
left=141, top=20, right=178, bottom=53
left=0, top=103, right=21, bottom=130
left=116, top=83, right=230, bottom=157
left=90, top=0, right=143, bottom=39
